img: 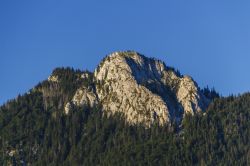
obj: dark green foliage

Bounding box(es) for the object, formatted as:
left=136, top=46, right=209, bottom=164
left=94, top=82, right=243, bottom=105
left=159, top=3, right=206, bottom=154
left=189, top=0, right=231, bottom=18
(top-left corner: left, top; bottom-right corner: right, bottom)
left=1, top=92, right=250, bottom=165
left=37, top=67, right=93, bottom=98
left=201, top=86, right=220, bottom=100
left=0, top=92, right=48, bottom=165
left=35, top=67, right=94, bottom=112
left=0, top=67, right=250, bottom=165
left=181, top=93, right=250, bottom=165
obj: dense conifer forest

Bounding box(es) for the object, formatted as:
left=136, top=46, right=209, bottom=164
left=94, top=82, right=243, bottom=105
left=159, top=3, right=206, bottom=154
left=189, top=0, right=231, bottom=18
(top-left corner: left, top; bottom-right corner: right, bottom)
left=1, top=68, right=250, bottom=165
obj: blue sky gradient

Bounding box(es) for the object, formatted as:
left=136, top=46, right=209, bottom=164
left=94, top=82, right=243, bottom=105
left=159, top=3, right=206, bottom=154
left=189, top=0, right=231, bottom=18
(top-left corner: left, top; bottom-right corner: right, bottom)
left=1, top=0, right=250, bottom=104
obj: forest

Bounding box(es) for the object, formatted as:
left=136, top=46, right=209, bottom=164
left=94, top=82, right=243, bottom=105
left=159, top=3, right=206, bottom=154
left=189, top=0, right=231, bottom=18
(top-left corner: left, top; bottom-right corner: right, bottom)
left=0, top=68, right=250, bottom=166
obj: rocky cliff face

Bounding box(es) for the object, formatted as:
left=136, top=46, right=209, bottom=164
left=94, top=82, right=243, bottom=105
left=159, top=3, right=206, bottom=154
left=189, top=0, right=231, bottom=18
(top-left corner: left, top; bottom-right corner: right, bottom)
left=58, top=51, right=209, bottom=126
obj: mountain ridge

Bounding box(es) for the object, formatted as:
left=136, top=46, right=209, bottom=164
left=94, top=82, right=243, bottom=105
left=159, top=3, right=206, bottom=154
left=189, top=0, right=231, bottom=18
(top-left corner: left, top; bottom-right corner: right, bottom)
left=6, top=51, right=250, bottom=166
left=41, top=51, right=210, bottom=126
left=0, top=51, right=212, bottom=127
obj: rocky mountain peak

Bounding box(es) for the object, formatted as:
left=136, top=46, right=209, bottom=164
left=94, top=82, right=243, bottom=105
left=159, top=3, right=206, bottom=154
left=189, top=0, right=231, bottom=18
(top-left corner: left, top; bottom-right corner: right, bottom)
left=55, top=51, right=210, bottom=127
left=89, top=51, right=209, bottom=126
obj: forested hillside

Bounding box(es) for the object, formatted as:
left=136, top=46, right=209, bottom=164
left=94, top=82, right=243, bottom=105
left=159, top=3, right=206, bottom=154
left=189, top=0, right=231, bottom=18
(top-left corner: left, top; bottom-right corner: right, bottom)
left=0, top=68, right=250, bottom=166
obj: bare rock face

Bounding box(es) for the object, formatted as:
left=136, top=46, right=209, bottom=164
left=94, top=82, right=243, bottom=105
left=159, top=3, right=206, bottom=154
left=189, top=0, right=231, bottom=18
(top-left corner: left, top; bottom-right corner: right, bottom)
left=72, top=87, right=98, bottom=107
left=93, top=51, right=209, bottom=126
left=64, top=102, right=72, bottom=115
left=176, top=76, right=207, bottom=115
left=64, top=87, right=98, bottom=115
left=65, top=51, right=209, bottom=126
left=94, top=52, right=170, bottom=126
left=48, top=75, right=59, bottom=82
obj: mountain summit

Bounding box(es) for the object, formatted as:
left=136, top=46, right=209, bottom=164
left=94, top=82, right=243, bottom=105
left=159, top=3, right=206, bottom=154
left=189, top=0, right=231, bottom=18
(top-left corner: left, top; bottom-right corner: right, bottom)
left=56, top=51, right=210, bottom=126
left=6, top=51, right=249, bottom=166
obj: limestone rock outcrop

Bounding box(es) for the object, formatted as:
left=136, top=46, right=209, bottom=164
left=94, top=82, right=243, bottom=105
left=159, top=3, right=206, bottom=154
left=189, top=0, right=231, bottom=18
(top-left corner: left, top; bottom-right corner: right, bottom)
left=65, top=51, right=210, bottom=126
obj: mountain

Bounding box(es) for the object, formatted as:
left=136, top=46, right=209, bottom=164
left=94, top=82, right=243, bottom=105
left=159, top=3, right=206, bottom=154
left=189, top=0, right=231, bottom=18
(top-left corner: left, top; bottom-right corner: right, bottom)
left=44, top=51, right=209, bottom=127
left=3, top=51, right=250, bottom=166
left=93, top=51, right=209, bottom=126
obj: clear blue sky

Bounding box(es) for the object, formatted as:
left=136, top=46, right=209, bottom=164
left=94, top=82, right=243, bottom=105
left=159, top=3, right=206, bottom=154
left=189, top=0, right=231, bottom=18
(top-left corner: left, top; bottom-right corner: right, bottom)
left=1, top=0, right=250, bottom=105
